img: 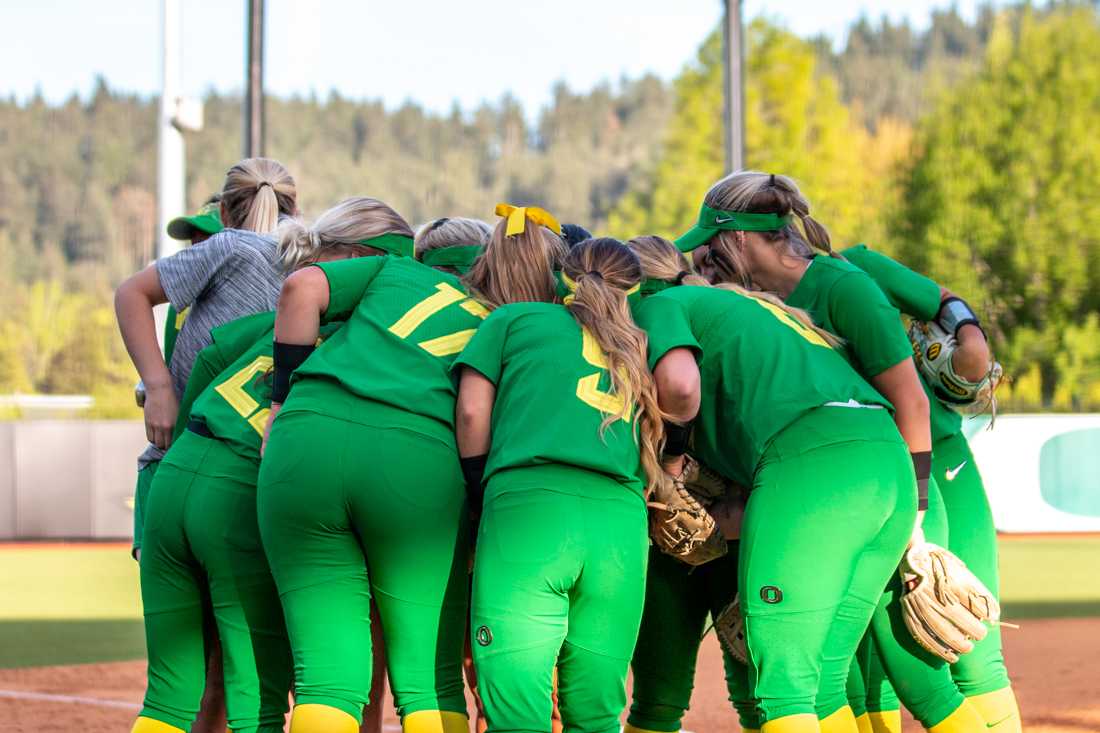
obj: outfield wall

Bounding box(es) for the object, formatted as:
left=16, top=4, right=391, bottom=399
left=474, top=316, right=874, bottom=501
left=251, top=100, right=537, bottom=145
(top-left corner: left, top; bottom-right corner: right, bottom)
left=0, top=416, right=1098, bottom=539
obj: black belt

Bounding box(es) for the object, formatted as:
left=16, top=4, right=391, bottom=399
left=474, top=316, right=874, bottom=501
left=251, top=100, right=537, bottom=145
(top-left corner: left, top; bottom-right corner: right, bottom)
left=187, top=417, right=216, bottom=440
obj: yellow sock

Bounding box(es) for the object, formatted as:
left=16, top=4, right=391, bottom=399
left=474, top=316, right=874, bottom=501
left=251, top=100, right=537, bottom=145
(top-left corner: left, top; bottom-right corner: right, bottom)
left=762, top=713, right=822, bottom=733
left=867, top=710, right=902, bottom=733
left=403, top=710, right=469, bottom=733
left=820, top=705, right=860, bottom=733
left=966, top=687, right=1022, bottom=733
left=854, top=711, right=874, bottom=733
left=130, top=717, right=186, bottom=733
left=926, top=698, right=986, bottom=733
left=289, top=703, right=358, bottom=733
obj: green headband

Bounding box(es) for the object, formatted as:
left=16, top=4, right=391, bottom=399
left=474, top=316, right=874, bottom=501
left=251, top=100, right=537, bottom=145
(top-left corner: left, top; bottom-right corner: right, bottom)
left=359, top=232, right=414, bottom=258
left=419, top=245, right=483, bottom=273
left=674, top=204, right=792, bottom=252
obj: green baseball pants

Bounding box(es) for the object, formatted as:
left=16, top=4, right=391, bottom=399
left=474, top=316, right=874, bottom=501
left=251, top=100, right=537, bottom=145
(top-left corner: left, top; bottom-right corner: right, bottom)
left=138, top=429, right=291, bottom=733
left=739, top=406, right=916, bottom=725
left=471, top=465, right=649, bottom=733
left=257, top=402, right=470, bottom=724
left=627, top=545, right=761, bottom=732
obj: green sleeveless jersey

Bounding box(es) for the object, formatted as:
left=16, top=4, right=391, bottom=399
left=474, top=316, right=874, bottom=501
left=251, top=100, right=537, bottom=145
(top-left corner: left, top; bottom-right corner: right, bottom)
left=785, top=255, right=914, bottom=378
left=634, top=286, right=889, bottom=487
left=453, top=302, right=645, bottom=495
left=290, top=256, right=488, bottom=433
left=840, top=245, right=963, bottom=442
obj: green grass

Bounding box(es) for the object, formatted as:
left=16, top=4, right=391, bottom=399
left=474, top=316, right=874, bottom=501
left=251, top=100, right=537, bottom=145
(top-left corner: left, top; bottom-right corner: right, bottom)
left=0, top=536, right=1096, bottom=669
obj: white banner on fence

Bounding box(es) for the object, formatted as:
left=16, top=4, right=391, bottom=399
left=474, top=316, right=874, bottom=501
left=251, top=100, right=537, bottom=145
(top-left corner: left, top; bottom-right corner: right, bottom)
left=967, top=414, right=1100, bottom=533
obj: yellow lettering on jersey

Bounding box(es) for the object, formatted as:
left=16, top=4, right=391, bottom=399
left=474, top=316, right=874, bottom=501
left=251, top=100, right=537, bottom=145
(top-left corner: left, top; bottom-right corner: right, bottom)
left=388, top=283, right=467, bottom=338
left=576, top=328, right=632, bottom=421
left=174, top=307, right=189, bottom=330
left=247, top=408, right=270, bottom=436
left=418, top=329, right=478, bottom=357
left=460, top=299, right=490, bottom=319
left=215, top=355, right=274, bottom=418
left=747, top=294, right=832, bottom=348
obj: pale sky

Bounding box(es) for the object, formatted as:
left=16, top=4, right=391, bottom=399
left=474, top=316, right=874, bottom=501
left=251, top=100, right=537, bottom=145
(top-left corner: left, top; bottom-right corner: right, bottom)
left=2, top=0, right=1003, bottom=114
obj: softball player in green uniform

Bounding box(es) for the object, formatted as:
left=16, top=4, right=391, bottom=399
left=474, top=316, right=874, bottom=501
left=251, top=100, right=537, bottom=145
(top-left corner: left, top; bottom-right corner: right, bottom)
left=133, top=197, right=408, bottom=733
left=633, top=281, right=917, bottom=733
left=257, top=208, right=483, bottom=733
left=454, top=232, right=664, bottom=733
left=623, top=236, right=756, bottom=733
left=841, top=244, right=1021, bottom=733
left=679, top=171, right=987, bottom=733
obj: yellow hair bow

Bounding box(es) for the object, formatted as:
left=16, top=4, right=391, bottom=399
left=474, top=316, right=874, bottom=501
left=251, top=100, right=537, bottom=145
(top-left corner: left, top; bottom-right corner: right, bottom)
left=495, top=203, right=562, bottom=237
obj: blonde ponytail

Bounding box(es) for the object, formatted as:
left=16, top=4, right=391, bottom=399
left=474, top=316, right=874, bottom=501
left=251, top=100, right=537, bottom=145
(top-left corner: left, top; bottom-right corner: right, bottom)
left=221, top=157, right=297, bottom=233
left=627, top=236, right=710, bottom=288
left=563, top=238, right=665, bottom=491
left=276, top=196, right=413, bottom=272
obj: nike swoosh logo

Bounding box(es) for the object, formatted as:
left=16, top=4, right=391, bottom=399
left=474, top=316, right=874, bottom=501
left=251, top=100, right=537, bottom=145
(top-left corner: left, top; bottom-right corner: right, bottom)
left=986, top=713, right=1014, bottom=728
left=714, top=215, right=735, bottom=225
left=945, top=461, right=968, bottom=481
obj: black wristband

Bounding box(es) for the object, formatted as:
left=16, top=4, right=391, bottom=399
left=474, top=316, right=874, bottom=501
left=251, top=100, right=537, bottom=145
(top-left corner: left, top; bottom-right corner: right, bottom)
left=911, top=450, right=932, bottom=511
left=663, top=419, right=694, bottom=457
left=271, top=341, right=316, bottom=403
left=937, top=296, right=983, bottom=339
left=460, top=454, right=488, bottom=514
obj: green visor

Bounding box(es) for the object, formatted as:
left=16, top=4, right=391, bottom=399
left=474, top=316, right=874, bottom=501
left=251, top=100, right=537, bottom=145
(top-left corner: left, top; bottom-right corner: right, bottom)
left=674, top=204, right=791, bottom=252
left=419, top=245, right=483, bottom=274
left=359, top=232, right=414, bottom=258
left=166, top=202, right=223, bottom=241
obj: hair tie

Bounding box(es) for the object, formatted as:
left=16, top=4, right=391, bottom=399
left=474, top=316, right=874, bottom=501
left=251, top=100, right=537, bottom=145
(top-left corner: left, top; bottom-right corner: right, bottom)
left=585, top=270, right=604, bottom=281
left=428, top=217, right=449, bottom=232
left=769, top=174, right=776, bottom=187
left=673, top=270, right=690, bottom=285
left=309, top=230, right=323, bottom=250
left=258, top=181, right=273, bottom=190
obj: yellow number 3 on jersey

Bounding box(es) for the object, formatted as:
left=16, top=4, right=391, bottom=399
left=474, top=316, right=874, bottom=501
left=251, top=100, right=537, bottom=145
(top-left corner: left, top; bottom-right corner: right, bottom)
left=576, top=328, right=632, bottom=421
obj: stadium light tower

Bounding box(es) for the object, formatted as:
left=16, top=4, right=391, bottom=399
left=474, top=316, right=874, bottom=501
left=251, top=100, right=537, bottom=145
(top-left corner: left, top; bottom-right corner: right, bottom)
left=723, top=0, right=745, bottom=173
left=244, top=0, right=266, bottom=156
left=157, top=0, right=185, bottom=259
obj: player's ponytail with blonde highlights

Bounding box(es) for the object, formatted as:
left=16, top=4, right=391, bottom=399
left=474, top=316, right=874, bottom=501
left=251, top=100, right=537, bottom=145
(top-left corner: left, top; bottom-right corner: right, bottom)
left=276, top=196, right=413, bottom=272
left=562, top=238, right=665, bottom=490
left=220, top=157, right=297, bottom=233
left=627, top=235, right=710, bottom=288
left=463, top=209, right=567, bottom=309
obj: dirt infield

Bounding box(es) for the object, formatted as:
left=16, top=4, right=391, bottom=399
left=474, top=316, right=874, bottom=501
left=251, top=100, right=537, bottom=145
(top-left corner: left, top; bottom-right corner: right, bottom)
left=1, top=617, right=1097, bottom=732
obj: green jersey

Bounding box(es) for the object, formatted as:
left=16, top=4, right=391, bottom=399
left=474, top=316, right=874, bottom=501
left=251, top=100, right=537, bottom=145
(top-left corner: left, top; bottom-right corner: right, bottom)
left=841, top=245, right=963, bottom=441
left=785, top=255, right=914, bottom=378
left=187, top=323, right=340, bottom=466
left=453, top=302, right=645, bottom=494
left=171, top=312, right=276, bottom=442
left=291, top=256, right=488, bottom=434
left=634, top=286, right=889, bottom=487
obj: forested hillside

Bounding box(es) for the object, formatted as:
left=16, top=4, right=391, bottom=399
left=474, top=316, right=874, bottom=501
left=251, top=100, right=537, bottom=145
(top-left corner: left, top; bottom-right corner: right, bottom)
left=1, top=3, right=1097, bottom=414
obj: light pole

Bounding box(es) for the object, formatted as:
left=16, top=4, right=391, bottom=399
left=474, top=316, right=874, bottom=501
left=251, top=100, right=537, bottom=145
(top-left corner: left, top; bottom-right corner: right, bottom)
left=723, top=0, right=745, bottom=173
left=157, top=0, right=185, bottom=259
left=244, top=0, right=265, bottom=157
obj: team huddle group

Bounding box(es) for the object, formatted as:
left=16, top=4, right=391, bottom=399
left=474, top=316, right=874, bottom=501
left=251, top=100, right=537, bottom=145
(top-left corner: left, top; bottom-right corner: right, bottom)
left=116, top=156, right=1020, bottom=733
